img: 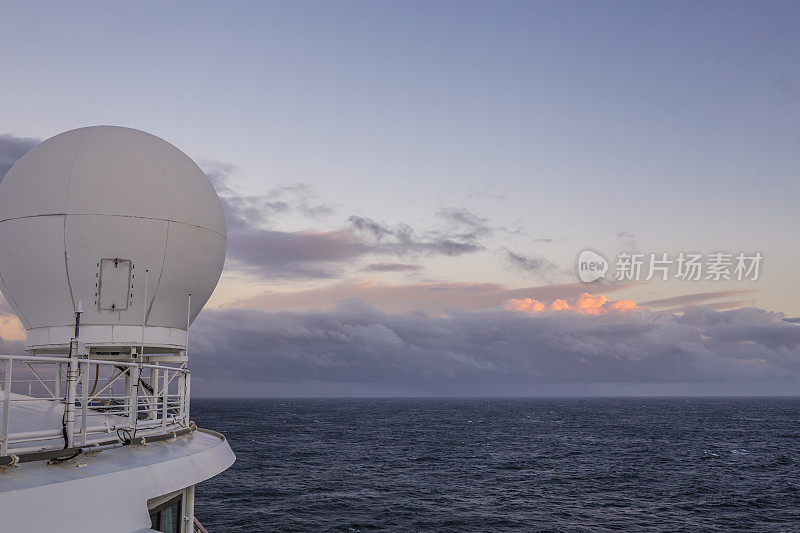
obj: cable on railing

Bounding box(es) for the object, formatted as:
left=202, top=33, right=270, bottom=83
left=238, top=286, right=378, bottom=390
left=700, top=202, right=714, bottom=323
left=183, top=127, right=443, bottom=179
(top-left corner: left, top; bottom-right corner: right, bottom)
left=0, top=426, right=193, bottom=467
left=89, top=364, right=100, bottom=397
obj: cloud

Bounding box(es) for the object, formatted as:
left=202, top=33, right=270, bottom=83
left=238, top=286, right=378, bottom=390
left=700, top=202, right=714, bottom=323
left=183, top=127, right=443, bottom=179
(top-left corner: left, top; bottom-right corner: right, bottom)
left=435, top=207, right=493, bottom=240
left=206, top=165, right=486, bottom=279
left=0, top=298, right=26, bottom=348
left=348, top=215, right=482, bottom=257
left=227, top=229, right=367, bottom=278
left=504, top=293, right=639, bottom=315
left=617, top=230, right=639, bottom=249
left=640, top=290, right=755, bottom=312
left=207, top=163, right=361, bottom=278
left=224, top=214, right=483, bottom=279
left=204, top=163, right=335, bottom=230
left=229, top=279, right=635, bottom=313
left=188, top=302, right=800, bottom=396
left=363, top=263, right=423, bottom=273
left=501, top=248, right=559, bottom=277
left=702, top=300, right=754, bottom=311
left=0, top=134, right=39, bottom=181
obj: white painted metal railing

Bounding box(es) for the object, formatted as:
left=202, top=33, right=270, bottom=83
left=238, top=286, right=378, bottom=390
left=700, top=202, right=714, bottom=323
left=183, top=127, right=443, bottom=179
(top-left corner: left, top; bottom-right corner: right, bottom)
left=0, top=354, right=190, bottom=456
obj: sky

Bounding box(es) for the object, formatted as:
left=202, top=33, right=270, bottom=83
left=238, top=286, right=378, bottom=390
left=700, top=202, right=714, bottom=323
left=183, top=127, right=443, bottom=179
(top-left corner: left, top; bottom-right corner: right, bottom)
left=1, top=1, right=799, bottom=396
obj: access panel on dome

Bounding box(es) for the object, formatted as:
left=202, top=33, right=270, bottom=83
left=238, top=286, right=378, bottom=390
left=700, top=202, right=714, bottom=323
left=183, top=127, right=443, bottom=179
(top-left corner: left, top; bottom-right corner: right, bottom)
left=98, top=258, right=132, bottom=311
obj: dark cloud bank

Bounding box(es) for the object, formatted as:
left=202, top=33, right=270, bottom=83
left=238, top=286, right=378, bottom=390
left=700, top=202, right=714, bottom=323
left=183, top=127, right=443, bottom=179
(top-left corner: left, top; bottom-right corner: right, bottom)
left=189, top=303, right=800, bottom=397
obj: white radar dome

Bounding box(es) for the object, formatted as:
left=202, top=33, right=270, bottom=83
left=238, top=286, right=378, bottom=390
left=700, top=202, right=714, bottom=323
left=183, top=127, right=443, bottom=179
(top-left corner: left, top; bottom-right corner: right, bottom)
left=0, top=126, right=226, bottom=353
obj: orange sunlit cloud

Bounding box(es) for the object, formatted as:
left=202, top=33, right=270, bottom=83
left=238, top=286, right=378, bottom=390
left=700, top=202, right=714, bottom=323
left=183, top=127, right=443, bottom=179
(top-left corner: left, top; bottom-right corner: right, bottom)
left=504, top=293, right=639, bottom=315
left=0, top=314, right=26, bottom=341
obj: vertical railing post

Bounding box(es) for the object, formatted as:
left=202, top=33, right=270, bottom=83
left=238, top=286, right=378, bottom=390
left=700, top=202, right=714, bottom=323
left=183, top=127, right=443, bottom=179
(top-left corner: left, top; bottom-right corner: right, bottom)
left=183, top=485, right=196, bottom=533
left=178, top=372, right=185, bottom=424
left=1, top=359, right=13, bottom=455
left=80, top=361, right=89, bottom=446
left=123, top=367, right=130, bottom=419
left=54, top=362, right=61, bottom=401
left=128, top=364, right=139, bottom=432
left=64, top=355, right=79, bottom=449
left=161, top=368, right=168, bottom=428
left=185, top=372, right=191, bottom=426
left=150, top=364, right=159, bottom=420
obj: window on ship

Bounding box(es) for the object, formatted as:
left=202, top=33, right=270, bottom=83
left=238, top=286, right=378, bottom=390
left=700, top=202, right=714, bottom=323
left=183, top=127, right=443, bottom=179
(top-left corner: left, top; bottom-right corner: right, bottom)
left=148, top=493, right=182, bottom=533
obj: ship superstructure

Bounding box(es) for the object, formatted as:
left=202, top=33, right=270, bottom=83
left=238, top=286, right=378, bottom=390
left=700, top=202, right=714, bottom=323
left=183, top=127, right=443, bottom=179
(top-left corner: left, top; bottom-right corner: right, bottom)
left=0, top=126, right=235, bottom=533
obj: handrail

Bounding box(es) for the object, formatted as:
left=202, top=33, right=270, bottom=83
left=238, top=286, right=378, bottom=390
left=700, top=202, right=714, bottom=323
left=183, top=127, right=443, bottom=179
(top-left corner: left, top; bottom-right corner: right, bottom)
left=0, top=355, right=190, bottom=460
left=194, top=517, right=211, bottom=533
left=0, top=354, right=138, bottom=367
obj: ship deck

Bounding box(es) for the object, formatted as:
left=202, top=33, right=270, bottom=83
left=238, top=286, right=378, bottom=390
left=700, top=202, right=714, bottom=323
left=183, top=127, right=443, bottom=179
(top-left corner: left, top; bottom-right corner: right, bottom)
left=0, top=425, right=234, bottom=532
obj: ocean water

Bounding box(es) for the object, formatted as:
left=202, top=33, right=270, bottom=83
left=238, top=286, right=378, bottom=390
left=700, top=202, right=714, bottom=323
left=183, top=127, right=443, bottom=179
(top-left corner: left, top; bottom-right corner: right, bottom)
left=192, top=398, right=800, bottom=532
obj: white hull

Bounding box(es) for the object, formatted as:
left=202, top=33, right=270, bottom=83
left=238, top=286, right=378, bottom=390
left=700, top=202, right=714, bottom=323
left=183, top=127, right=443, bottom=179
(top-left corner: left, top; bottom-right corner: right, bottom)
left=0, top=428, right=234, bottom=532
